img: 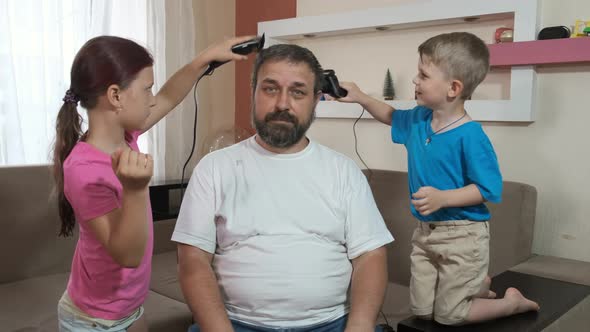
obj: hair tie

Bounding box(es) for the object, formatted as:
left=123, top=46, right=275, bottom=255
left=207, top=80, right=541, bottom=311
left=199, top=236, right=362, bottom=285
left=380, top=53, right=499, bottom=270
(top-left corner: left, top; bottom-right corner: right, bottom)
left=62, top=89, right=80, bottom=105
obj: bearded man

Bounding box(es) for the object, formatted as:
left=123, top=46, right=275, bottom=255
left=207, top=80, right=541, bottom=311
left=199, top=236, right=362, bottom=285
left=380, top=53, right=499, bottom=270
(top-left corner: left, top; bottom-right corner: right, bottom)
left=173, top=44, right=394, bottom=332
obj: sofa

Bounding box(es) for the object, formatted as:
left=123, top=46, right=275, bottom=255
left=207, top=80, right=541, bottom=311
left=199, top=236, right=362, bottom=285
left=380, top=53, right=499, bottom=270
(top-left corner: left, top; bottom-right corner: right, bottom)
left=0, top=165, right=192, bottom=331
left=1, top=165, right=589, bottom=331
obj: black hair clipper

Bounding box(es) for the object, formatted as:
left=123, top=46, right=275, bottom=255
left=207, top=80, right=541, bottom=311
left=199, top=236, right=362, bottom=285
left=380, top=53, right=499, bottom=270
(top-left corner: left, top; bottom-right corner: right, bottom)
left=204, top=33, right=265, bottom=76
left=321, top=69, right=348, bottom=98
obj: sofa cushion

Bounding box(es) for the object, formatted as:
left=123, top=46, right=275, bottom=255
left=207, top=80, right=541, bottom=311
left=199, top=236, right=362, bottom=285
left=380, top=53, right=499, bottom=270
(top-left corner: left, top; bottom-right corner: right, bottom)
left=144, top=290, right=193, bottom=331
left=0, top=273, right=67, bottom=331
left=487, top=180, right=537, bottom=276
left=0, top=165, right=77, bottom=284
left=153, top=219, right=179, bottom=255
left=510, top=255, right=590, bottom=286
left=378, top=282, right=412, bottom=329
left=151, top=251, right=186, bottom=303
left=0, top=272, right=191, bottom=331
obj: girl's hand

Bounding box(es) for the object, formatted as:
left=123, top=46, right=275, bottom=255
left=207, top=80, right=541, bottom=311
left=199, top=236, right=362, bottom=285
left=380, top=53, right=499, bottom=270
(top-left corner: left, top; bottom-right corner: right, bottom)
left=199, top=35, right=257, bottom=64
left=111, top=148, right=153, bottom=191
left=411, top=186, right=447, bottom=216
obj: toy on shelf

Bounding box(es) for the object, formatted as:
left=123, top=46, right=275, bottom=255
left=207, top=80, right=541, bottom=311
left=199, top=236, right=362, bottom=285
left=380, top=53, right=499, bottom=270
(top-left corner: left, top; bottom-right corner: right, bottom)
left=538, top=26, right=571, bottom=40
left=495, top=27, right=514, bottom=43
left=572, top=20, right=590, bottom=38
left=383, top=69, right=395, bottom=100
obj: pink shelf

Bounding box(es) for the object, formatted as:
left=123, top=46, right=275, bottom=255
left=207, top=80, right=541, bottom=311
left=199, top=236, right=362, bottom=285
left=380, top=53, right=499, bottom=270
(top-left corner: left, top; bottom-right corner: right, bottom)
left=488, top=37, right=590, bottom=67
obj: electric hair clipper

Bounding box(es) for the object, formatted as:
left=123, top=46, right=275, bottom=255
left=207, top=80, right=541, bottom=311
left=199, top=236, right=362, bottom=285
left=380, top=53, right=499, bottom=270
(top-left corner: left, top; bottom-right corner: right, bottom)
left=204, top=33, right=265, bottom=76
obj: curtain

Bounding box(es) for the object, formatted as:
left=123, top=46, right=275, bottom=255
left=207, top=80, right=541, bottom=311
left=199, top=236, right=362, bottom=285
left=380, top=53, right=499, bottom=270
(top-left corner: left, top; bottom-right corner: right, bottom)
left=0, top=0, right=185, bottom=182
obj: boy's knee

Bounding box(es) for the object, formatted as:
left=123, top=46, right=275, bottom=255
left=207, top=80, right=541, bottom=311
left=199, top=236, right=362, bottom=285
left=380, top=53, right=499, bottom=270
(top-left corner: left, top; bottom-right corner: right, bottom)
left=434, top=300, right=470, bottom=326
left=411, top=306, right=434, bottom=321
left=415, top=313, right=434, bottom=321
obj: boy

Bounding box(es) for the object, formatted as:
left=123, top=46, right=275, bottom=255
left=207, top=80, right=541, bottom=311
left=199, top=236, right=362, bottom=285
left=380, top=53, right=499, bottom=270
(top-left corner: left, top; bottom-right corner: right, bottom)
left=336, top=32, right=539, bottom=325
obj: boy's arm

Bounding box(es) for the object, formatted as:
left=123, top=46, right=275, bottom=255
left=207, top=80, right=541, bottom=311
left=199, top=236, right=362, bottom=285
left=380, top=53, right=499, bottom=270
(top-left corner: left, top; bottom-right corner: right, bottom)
left=411, top=184, right=484, bottom=216
left=140, top=35, right=254, bottom=133
left=178, top=244, right=234, bottom=332
left=337, top=82, right=395, bottom=126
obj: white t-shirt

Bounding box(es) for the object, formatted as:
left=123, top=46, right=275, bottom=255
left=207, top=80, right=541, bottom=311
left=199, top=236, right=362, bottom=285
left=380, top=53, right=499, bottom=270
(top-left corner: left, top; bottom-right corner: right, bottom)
left=172, top=136, right=394, bottom=328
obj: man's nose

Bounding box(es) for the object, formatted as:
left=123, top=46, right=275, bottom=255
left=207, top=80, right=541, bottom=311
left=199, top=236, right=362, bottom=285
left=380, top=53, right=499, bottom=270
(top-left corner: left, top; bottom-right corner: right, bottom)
left=276, top=90, right=290, bottom=111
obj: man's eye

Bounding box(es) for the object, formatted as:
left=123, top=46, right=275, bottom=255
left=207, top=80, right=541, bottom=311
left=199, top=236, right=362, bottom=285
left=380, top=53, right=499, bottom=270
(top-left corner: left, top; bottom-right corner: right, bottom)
left=264, top=87, right=278, bottom=93
left=292, top=90, right=304, bottom=96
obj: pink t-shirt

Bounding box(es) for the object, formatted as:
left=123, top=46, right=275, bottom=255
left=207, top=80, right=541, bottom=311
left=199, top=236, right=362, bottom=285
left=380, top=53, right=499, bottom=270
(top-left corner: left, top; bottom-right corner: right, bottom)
left=63, top=131, right=154, bottom=320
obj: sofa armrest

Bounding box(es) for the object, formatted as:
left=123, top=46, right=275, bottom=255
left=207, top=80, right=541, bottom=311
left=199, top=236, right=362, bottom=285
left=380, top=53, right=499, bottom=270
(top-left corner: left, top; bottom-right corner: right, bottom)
left=510, top=254, right=590, bottom=286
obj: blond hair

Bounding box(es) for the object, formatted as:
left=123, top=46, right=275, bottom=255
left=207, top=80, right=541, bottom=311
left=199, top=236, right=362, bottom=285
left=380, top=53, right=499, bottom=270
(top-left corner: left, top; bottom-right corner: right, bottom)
left=418, top=32, right=489, bottom=99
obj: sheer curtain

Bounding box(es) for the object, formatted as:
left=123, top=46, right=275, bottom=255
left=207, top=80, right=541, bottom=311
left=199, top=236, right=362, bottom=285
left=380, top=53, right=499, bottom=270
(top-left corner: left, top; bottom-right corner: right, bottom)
left=0, top=0, right=188, bottom=181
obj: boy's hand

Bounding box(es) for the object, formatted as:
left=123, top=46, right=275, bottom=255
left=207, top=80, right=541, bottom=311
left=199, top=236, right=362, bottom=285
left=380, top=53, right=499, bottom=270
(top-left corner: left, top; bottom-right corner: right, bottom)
left=333, top=81, right=367, bottom=103
left=198, top=35, right=256, bottom=65
left=411, top=186, right=447, bottom=216
left=111, top=148, right=153, bottom=192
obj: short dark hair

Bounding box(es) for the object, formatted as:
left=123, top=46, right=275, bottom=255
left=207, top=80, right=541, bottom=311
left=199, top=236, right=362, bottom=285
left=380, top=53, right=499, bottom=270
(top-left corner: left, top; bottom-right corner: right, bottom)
left=251, top=44, right=324, bottom=94
left=418, top=32, right=489, bottom=99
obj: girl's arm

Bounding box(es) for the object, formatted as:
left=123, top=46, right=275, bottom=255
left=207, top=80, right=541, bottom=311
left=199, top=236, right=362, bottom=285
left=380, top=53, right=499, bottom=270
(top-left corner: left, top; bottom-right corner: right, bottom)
left=141, top=35, right=255, bottom=133
left=88, top=149, right=153, bottom=267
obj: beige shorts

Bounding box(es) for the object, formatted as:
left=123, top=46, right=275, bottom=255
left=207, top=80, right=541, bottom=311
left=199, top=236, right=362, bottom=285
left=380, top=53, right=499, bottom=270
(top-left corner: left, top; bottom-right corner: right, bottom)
left=58, top=291, right=144, bottom=331
left=409, top=220, right=489, bottom=325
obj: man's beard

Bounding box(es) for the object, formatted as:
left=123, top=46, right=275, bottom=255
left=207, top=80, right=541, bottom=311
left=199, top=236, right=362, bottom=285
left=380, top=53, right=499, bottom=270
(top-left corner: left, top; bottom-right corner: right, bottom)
left=253, top=108, right=315, bottom=149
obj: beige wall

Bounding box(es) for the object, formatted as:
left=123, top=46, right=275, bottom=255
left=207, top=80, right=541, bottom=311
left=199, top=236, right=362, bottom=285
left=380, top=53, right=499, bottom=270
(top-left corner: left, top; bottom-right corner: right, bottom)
left=165, top=0, right=236, bottom=180
left=192, top=0, right=237, bottom=158
left=299, top=0, right=590, bottom=262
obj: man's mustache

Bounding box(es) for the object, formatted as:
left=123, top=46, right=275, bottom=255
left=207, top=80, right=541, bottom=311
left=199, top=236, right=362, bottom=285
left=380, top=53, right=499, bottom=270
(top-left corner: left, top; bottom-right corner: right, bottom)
left=265, top=110, right=298, bottom=124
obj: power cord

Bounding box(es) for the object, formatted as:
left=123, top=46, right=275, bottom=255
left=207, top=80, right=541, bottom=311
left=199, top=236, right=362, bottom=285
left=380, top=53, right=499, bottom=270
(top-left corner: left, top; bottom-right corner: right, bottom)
left=180, top=71, right=207, bottom=199
left=353, top=108, right=373, bottom=183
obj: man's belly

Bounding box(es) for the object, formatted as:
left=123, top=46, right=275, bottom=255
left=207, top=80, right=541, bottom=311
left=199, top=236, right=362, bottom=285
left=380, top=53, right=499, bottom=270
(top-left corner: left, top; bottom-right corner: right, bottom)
left=213, top=234, right=352, bottom=327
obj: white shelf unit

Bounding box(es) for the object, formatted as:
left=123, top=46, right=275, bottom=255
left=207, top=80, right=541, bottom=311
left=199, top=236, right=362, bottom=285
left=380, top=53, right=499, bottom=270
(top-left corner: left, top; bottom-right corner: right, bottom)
left=258, top=0, right=540, bottom=122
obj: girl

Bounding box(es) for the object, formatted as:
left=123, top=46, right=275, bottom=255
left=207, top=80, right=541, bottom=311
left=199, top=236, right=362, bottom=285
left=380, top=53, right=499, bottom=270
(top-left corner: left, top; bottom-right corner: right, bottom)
left=53, top=34, right=252, bottom=331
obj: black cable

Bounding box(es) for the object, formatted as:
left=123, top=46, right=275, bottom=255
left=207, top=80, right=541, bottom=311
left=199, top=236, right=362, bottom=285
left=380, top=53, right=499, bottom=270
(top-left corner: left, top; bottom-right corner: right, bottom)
left=380, top=310, right=391, bottom=329
left=180, top=71, right=207, bottom=199
left=353, top=108, right=373, bottom=183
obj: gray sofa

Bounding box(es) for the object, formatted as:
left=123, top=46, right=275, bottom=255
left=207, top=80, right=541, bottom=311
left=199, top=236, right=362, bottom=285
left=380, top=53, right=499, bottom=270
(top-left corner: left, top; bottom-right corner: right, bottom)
left=1, top=165, right=589, bottom=331
left=0, top=165, right=192, bottom=331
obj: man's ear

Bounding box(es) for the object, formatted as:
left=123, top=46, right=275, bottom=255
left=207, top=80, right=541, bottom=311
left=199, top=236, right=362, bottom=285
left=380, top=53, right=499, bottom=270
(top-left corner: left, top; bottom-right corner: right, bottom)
left=448, top=80, right=464, bottom=99
left=106, top=84, right=123, bottom=109
left=314, top=91, right=323, bottom=105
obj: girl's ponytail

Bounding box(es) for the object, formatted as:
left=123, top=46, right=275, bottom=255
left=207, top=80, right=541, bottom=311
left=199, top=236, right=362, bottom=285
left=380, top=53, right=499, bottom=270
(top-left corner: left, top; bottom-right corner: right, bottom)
left=53, top=92, right=82, bottom=237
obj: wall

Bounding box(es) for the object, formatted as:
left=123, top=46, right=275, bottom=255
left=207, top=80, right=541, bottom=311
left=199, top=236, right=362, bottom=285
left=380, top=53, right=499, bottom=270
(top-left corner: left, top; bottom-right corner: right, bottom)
left=297, top=0, right=590, bottom=262
left=235, top=0, right=297, bottom=132
left=165, top=0, right=237, bottom=180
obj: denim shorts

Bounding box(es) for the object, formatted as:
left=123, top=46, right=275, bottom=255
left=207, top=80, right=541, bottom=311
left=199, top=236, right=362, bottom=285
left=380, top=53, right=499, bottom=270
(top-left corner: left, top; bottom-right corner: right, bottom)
left=188, top=314, right=384, bottom=332
left=57, top=291, right=144, bottom=332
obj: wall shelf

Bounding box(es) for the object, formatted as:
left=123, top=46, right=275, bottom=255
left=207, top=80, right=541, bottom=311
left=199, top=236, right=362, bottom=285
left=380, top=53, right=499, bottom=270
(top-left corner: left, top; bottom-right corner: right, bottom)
left=316, top=100, right=522, bottom=122
left=489, top=37, right=590, bottom=67
left=259, top=0, right=541, bottom=122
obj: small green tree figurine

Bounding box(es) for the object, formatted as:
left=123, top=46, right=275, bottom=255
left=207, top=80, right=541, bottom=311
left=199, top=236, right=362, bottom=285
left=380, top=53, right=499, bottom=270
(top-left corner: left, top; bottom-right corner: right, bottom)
left=383, top=69, right=395, bottom=100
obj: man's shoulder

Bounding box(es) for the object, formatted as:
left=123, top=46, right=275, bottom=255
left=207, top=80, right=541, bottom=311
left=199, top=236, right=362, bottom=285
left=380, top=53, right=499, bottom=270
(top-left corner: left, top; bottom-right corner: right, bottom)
left=200, top=137, right=251, bottom=161
left=313, top=141, right=357, bottom=167
left=311, top=141, right=367, bottom=181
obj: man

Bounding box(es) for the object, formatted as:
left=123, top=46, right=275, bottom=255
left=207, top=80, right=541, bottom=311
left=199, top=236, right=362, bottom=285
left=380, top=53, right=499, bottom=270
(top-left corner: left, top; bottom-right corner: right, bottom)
left=172, top=44, right=394, bottom=332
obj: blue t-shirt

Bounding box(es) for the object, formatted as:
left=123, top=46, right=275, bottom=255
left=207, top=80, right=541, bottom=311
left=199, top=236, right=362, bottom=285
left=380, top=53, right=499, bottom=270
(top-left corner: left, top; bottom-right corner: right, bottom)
left=392, top=106, right=502, bottom=222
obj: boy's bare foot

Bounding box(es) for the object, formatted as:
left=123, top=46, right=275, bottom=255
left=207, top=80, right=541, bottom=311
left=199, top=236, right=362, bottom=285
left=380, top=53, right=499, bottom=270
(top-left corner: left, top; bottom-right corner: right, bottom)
left=476, top=276, right=497, bottom=299
left=505, top=287, right=540, bottom=314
